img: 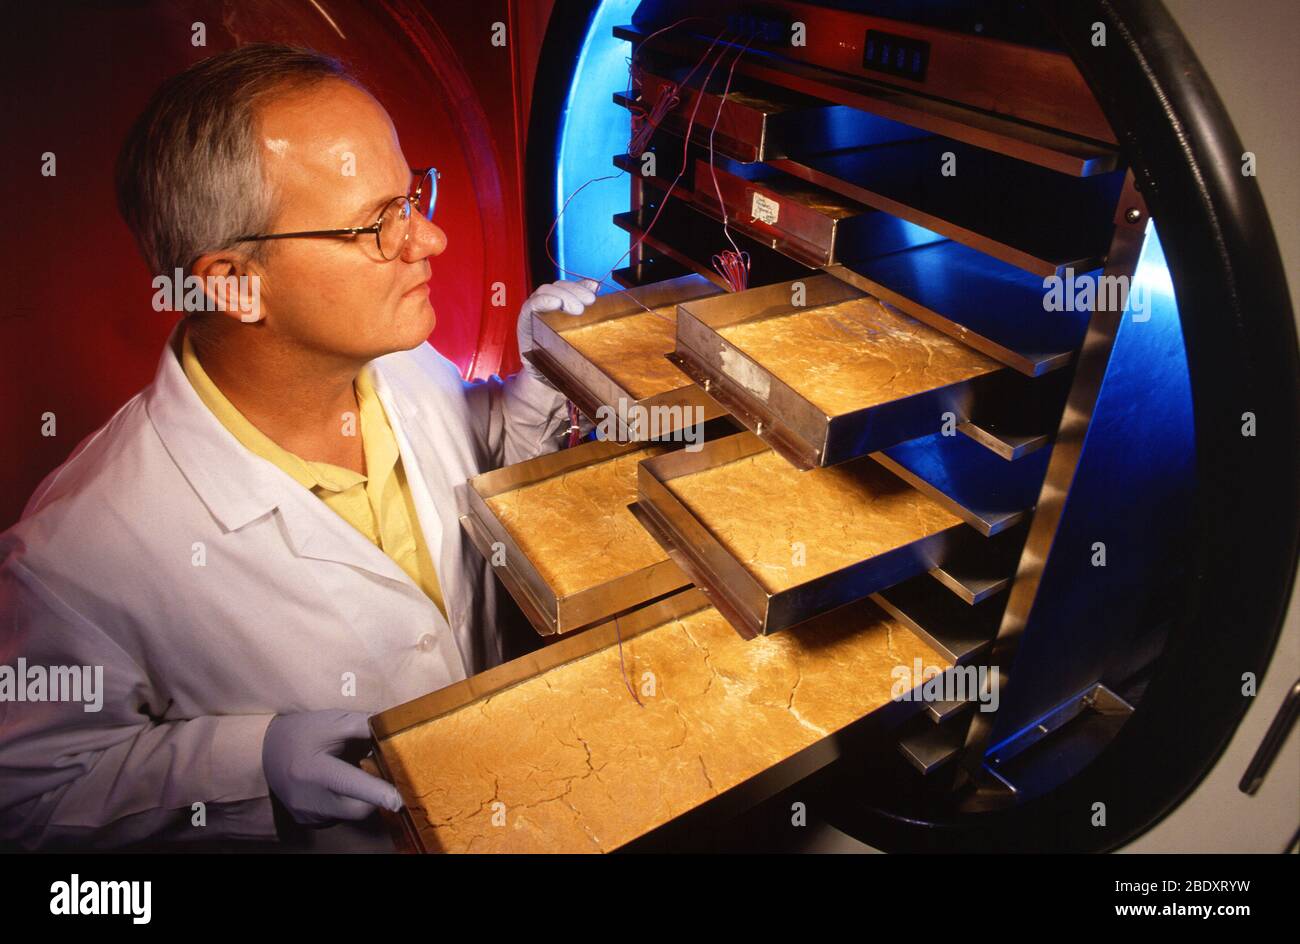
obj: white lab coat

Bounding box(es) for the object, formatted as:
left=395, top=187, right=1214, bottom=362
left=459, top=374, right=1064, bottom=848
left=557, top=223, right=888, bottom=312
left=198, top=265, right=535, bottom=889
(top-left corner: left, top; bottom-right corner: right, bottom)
left=0, top=325, right=569, bottom=849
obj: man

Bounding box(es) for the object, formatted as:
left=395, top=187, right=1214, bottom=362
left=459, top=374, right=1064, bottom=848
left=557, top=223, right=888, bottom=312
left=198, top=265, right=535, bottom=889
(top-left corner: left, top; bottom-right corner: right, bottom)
left=0, top=43, right=598, bottom=850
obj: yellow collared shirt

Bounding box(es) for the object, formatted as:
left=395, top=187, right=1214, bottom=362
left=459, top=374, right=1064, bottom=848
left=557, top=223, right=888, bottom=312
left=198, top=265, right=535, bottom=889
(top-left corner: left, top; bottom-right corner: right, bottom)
left=180, top=331, right=448, bottom=621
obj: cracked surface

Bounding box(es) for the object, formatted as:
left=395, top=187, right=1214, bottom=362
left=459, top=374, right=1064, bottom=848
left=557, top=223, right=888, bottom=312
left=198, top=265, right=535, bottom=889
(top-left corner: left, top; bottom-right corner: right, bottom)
left=560, top=305, right=689, bottom=400
left=484, top=447, right=672, bottom=597
left=381, top=602, right=947, bottom=853
left=717, top=296, right=999, bottom=416
left=664, top=450, right=963, bottom=593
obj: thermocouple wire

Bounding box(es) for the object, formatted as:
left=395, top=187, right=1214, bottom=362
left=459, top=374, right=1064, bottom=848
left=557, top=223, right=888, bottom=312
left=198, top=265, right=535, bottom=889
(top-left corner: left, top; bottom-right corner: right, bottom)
left=705, top=35, right=754, bottom=292
left=542, top=29, right=733, bottom=322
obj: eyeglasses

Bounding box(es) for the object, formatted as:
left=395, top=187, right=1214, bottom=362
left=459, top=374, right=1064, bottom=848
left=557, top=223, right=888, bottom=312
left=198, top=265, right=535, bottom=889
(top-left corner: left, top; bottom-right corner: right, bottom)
left=233, top=167, right=438, bottom=261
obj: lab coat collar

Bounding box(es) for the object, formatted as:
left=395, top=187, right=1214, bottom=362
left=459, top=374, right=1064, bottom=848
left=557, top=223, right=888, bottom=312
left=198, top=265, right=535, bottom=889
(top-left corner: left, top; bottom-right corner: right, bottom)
left=143, top=326, right=430, bottom=597
left=145, top=323, right=285, bottom=533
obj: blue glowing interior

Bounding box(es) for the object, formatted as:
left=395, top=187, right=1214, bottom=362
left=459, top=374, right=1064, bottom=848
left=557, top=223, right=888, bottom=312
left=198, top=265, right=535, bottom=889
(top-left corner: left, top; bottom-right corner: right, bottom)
left=554, top=0, right=638, bottom=291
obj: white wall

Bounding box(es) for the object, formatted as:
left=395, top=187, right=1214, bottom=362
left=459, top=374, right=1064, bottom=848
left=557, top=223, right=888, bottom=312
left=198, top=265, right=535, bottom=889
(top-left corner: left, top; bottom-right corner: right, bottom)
left=1122, top=0, right=1300, bottom=853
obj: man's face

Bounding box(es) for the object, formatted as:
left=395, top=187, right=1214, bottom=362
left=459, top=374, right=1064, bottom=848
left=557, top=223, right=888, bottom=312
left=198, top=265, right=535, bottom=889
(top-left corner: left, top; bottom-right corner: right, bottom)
left=249, top=79, right=447, bottom=360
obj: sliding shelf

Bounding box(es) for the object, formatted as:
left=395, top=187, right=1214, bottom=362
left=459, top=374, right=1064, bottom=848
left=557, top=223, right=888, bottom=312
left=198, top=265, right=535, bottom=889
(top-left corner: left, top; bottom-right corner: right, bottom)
left=955, top=367, right=1070, bottom=461
left=613, top=151, right=678, bottom=197
left=689, top=155, right=944, bottom=268
left=958, top=420, right=1050, bottom=462
left=771, top=138, right=1126, bottom=277
left=926, top=698, right=974, bottom=725
left=897, top=714, right=967, bottom=774
left=615, top=24, right=1119, bottom=177
left=613, top=133, right=696, bottom=191
left=633, top=432, right=974, bottom=639
left=927, top=523, right=1028, bottom=605
left=612, top=256, right=692, bottom=288
left=615, top=56, right=922, bottom=164
left=871, top=431, right=1053, bottom=537
left=459, top=440, right=691, bottom=636
left=872, top=573, right=1007, bottom=665
left=613, top=71, right=825, bottom=164
left=526, top=273, right=734, bottom=442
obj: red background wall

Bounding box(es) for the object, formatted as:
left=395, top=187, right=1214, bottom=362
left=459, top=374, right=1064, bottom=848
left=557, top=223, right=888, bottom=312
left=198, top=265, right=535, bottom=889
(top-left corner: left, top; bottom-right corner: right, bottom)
left=0, top=0, right=555, bottom=529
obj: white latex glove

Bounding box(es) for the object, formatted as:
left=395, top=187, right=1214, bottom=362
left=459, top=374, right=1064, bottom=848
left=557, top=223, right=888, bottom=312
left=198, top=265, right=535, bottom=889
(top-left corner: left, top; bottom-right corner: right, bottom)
left=262, top=709, right=401, bottom=827
left=517, top=278, right=600, bottom=359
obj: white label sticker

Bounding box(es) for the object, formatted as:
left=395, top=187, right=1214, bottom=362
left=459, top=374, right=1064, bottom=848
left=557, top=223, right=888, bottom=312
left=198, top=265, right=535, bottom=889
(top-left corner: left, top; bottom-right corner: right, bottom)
left=719, top=343, right=771, bottom=401
left=751, top=192, right=780, bottom=225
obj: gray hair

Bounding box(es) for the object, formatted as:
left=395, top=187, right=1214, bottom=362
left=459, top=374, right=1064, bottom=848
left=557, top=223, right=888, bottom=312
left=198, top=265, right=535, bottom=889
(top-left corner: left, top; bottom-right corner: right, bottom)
left=115, top=43, right=357, bottom=277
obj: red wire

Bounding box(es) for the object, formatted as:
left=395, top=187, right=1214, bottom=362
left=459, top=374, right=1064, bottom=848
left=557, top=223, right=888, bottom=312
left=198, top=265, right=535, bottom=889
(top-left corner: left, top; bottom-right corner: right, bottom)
left=706, top=37, right=754, bottom=286
left=600, top=32, right=732, bottom=284
left=711, top=250, right=750, bottom=293
left=540, top=28, right=755, bottom=330
left=626, top=17, right=718, bottom=158
left=542, top=30, right=733, bottom=318
left=628, top=81, right=680, bottom=157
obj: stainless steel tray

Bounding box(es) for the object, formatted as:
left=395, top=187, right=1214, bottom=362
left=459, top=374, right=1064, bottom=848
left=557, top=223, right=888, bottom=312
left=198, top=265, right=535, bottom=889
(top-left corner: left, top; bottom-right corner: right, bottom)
left=632, top=431, right=972, bottom=638
left=457, top=439, right=691, bottom=636
left=371, top=586, right=712, bottom=744
left=369, top=584, right=949, bottom=853
left=669, top=274, right=1007, bottom=468
left=615, top=53, right=925, bottom=165
left=525, top=274, right=735, bottom=442
left=368, top=586, right=713, bottom=853
left=690, top=156, right=942, bottom=268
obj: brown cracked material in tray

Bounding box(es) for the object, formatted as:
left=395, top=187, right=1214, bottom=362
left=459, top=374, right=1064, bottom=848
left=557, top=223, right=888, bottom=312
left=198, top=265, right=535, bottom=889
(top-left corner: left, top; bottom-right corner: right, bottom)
left=717, top=295, right=1000, bottom=418
left=557, top=305, right=685, bottom=401
left=378, top=599, right=948, bottom=853
left=484, top=446, right=672, bottom=598
left=664, top=449, right=963, bottom=594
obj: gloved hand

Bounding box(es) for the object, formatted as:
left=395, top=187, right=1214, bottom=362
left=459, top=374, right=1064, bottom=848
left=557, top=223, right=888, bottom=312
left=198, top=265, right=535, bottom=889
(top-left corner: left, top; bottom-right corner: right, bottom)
left=261, top=709, right=401, bottom=827
left=517, top=278, right=600, bottom=359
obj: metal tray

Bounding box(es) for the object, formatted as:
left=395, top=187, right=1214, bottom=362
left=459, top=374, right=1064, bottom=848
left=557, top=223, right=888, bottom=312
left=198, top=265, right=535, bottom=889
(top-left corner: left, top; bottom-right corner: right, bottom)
left=872, top=431, right=1052, bottom=537
left=771, top=139, right=1124, bottom=277
left=690, top=156, right=942, bottom=268
left=525, top=274, right=735, bottom=442
left=368, top=586, right=712, bottom=853
left=613, top=63, right=909, bottom=163
left=632, top=431, right=972, bottom=638
left=614, top=23, right=1118, bottom=177
left=669, top=274, right=1007, bottom=468
left=457, top=439, right=691, bottom=636
left=825, top=242, right=1091, bottom=376
left=368, top=585, right=949, bottom=853
left=612, top=202, right=814, bottom=291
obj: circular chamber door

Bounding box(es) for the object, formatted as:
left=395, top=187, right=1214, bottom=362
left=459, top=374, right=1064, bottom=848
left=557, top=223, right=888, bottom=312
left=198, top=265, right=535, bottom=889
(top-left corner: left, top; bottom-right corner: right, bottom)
left=529, top=0, right=1298, bottom=851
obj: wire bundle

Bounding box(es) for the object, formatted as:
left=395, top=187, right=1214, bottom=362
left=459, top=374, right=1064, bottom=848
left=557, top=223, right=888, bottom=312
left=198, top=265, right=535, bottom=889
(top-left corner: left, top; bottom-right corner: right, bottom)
left=627, top=67, right=680, bottom=158
left=711, top=249, right=751, bottom=293
left=540, top=21, right=757, bottom=352
left=703, top=33, right=754, bottom=293
left=543, top=21, right=743, bottom=320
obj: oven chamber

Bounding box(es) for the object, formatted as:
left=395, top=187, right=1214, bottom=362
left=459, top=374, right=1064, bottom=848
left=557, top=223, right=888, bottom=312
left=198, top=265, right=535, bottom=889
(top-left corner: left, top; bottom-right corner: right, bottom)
left=523, top=0, right=1299, bottom=851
